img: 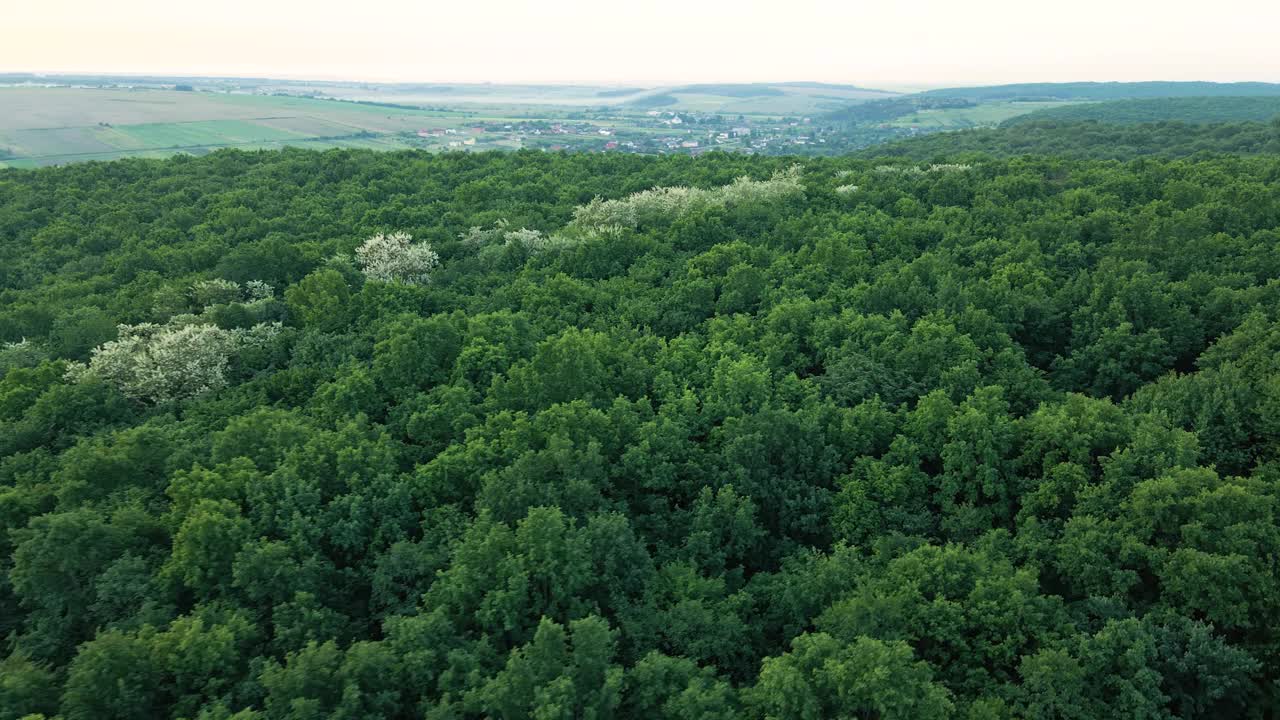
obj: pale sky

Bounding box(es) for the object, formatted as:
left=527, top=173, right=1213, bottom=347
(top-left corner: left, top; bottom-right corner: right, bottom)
left=5, top=0, right=1279, bottom=88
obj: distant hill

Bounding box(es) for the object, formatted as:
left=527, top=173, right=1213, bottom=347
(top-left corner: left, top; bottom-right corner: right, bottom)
left=595, top=87, right=649, bottom=98
left=917, top=81, right=1280, bottom=102
left=672, top=84, right=786, bottom=98
left=615, top=82, right=897, bottom=115
left=862, top=117, right=1280, bottom=160
left=1003, top=96, right=1280, bottom=125
left=823, top=96, right=976, bottom=124
left=771, top=81, right=900, bottom=93
left=665, top=83, right=897, bottom=100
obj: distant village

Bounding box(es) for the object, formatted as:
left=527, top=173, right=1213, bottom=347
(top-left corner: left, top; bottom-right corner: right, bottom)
left=403, top=110, right=906, bottom=156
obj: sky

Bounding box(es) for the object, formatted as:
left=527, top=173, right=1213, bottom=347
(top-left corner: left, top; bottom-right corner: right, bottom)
left=5, top=0, right=1280, bottom=89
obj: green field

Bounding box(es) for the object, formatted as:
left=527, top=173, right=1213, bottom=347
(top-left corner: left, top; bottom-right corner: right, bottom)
left=0, top=84, right=1100, bottom=166
left=887, top=101, right=1086, bottom=129
left=0, top=87, right=683, bottom=166
left=0, top=88, right=481, bottom=166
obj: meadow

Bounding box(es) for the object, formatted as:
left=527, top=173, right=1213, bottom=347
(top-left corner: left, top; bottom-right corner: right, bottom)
left=0, top=88, right=479, bottom=167
left=886, top=100, right=1084, bottom=128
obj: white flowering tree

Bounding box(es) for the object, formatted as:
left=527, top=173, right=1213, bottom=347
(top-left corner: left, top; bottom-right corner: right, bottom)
left=355, top=231, right=440, bottom=285
left=244, top=280, right=275, bottom=301
left=70, top=320, right=282, bottom=403
left=126, top=324, right=240, bottom=403
left=460, top=223, right=577, bottom=255
left=570, top=165, right=804, bottom=230
left=72, top=323, right=235, bottom=402
left=873, top=164, right=972, bottom=176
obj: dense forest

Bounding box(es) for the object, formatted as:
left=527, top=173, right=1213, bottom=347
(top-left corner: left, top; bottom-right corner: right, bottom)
left=1006, top=97, right=1280, bottom=126
left=2, top=145, right=1280, bottom=719
left=870, top=117, right=1280, bottom=160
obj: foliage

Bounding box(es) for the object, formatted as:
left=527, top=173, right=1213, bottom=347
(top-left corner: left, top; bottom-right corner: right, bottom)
left=871, top=117, right=1280, bottom=160
left=0, top=145, right=1279, bottom=718
left=1004, top=96, right=1280, bottom=125
left=570, top=166, right=803, bottom=230
left=67, top=320, right=281, bottom=404
left=355, top=231, right=440, bottom=286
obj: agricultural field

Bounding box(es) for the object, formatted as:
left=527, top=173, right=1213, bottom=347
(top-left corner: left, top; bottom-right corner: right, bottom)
left=10, top=79, right=1267, bottom=167
left=885, top=100, right=1085, bottom=129
left=0, top=84, right=897, bottom=166
left=0, top=88, right=483, bottom=166
left=0, top=86, right=755, bottom=166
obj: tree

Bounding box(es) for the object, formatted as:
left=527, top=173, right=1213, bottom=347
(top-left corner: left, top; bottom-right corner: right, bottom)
left=0, top=649, right=59, bottom=720
left=749, top=633, right=953, bottom=720
left=70, top=322, right=240, bottom=403
left=622, top=652, right=739, bottom=720
left=354, top=232, right=439, bottom=285
left=48, top=307, right=117, bottom=360
left=60, top=630, right=163, bottom=720
left=470, top=616, right=622, bottom=720
left=284, top=269, right=352, bottom=331
left=165, top=499, right=253, bottom=596
left=5, top=139, right=1280, bottom=719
